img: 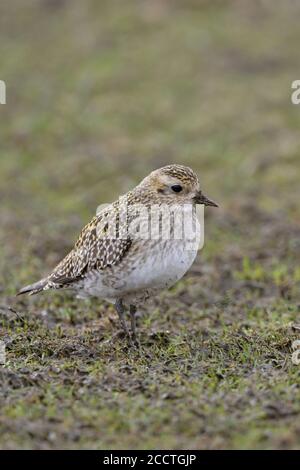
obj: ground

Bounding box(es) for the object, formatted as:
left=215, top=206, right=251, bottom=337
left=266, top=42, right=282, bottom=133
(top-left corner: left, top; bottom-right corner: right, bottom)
left=0, top=0, right=300, bottom=449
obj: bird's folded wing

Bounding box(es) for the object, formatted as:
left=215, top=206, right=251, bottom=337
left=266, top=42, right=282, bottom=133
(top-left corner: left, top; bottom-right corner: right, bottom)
left=48, top=211, right=132, bottom=286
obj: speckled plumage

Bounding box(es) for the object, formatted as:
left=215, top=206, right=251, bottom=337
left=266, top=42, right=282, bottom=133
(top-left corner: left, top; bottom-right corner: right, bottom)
left=18, top=164, right=218, bottom=340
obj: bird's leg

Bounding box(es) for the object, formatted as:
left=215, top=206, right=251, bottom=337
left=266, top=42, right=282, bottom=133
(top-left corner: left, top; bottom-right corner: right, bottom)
left=115, top=299, right=129, bottom=336
left=129, top=304, right=138, bottom=344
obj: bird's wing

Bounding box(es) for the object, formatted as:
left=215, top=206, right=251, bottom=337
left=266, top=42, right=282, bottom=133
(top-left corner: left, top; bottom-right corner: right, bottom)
left=48, top=206, right=132, bottom=287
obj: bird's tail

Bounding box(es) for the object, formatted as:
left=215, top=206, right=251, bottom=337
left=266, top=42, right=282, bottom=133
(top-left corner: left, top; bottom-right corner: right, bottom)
left=17, top=278, right=49, bottom=296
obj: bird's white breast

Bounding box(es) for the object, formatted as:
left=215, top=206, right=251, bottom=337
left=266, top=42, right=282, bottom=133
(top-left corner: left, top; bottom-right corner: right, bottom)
left=124, top=240, right=198, bottom=292
left=78, top=206, right=201, bottom=303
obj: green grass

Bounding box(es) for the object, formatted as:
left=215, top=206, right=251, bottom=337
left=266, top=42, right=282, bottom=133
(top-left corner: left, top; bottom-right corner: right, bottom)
left=0, top=0, right=300, bottom=449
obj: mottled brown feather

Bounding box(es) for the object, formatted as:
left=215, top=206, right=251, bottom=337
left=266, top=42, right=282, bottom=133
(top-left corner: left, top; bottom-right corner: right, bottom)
left=49, top=205, right=132, bottom=287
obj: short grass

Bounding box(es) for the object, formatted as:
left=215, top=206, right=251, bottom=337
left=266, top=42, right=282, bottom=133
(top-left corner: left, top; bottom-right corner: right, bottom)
left=0, top=0, right=300, bottom=449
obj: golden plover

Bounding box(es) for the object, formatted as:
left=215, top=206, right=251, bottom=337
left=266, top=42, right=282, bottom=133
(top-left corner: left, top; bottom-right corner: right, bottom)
left=18, top=164, right=218, bottom=341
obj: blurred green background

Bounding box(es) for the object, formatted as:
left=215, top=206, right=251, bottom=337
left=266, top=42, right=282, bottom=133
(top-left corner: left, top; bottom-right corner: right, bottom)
left=0, top=0, right=300, bottom=450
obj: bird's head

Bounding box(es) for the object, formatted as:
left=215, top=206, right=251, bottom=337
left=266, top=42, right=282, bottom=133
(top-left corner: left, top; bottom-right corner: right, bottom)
left=138, top=164, right=218, bottom=207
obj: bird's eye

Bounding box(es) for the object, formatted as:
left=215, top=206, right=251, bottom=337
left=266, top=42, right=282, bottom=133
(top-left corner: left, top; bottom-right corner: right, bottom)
left=171, top=184, right=183, bottom=193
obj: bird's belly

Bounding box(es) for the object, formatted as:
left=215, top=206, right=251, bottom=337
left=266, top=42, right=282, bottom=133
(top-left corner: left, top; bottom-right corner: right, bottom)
left=126, top=242, right=197, bottom=292
left=78, top=241, right=198, bottom=302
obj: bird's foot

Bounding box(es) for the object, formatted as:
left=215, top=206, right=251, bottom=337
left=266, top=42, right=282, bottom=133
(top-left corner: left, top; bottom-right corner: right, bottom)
left=114, top=324, right=138, bottom=348
left=114, top=300, right=140, bottom=348
left=131, top=332, right=140, bottom=348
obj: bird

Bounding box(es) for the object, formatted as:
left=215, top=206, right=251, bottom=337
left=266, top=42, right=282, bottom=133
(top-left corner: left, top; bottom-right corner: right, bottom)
left=18, top=164, right=218, bottom=342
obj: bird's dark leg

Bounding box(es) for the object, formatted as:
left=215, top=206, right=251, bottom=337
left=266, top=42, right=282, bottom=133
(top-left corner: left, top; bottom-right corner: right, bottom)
left=115, top=299, right=129, bottom=336
left=130, top=304, right=138, bottom=344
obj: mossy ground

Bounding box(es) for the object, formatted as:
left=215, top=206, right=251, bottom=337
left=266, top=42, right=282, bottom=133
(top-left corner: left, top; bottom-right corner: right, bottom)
left=0, top=0, right=300, bottom=449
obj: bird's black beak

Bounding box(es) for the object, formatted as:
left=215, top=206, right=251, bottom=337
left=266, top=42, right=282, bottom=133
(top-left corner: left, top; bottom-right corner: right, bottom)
left=193, top=191, right=219, bottom=207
